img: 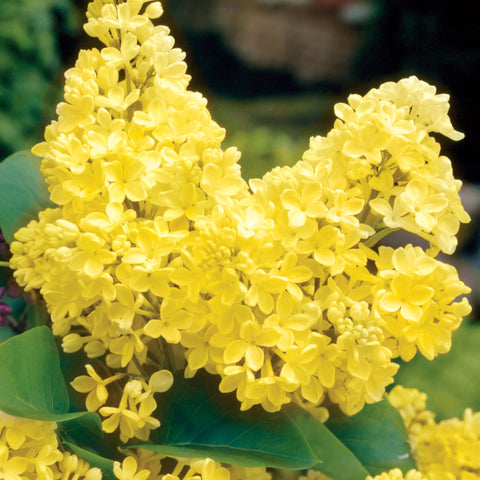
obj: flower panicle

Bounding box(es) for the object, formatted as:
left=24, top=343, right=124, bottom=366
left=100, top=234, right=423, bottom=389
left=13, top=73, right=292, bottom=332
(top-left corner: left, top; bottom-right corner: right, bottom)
left=8, top=0, right=472, bottom=442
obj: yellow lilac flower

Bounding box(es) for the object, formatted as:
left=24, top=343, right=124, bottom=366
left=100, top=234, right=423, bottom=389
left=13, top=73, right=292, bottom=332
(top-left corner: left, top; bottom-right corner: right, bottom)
left=99, top=378, right=162, bottom=442
left=128, top=449, right=164, bottom=479
left=113, top=456, right=150, bottom=480
left=113, top=451, right=234, bottom=480
left=305, top=75, right=470, bottom=255
left=367, top=76, right=464, bottom=141
left=0, top=410, right=61, bottom=480
left=8, top=0, right=471, bottom=425
left=189, top=458, right=230, bottom=480
left=413, top=409, right=480, bottom=480
left=387, top=385, right=435, bottom=430
left=222, top=320, right=279, bottom=371
left=53, top=452, right=103, bottom=480
left=388, top=386, right=480, bottom=480
left=374, top=245, right=471, bottom=360
left=0, top=443, right=29, bottom=480
left=143, top=290, right=195, bottom=343
left=365, top=469, right=426, bottom=480
left=0, top=411, right=100, bottom=480
left=148, top=369, right=174, bottom=393
left=70, top=363, right=126, bottom=412
left=9, top=0, right=248, bottom=424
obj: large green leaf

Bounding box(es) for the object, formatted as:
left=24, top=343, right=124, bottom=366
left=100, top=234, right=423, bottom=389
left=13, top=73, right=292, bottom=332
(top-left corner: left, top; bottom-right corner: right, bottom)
left=129, top=373, right=370, bottom=480
left=57, top=413, right=116, bottom=461
left=0, top=326, right=101, bottom=432
left=326, top=401, right=416, bottom=476
left=394, top=319, right=480, bottom=420
left=0, top=326, right=69, bottom=417
left=0, top=325, right=108, bottom=469
left=0, top=150, right=54, bottom=243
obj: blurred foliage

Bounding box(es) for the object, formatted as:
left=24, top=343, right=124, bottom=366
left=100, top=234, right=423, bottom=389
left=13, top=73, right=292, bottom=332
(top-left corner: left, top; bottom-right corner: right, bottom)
left=394, top=319, right=480, bottom=421
left=213, top=93, right=338, bottom=180
left=223, top=126, right=305, bottom=181
left=0, top=0, right=80, bottom=160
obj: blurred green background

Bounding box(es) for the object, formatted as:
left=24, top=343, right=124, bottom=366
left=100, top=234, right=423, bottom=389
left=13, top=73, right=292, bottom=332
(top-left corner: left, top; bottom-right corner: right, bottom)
left=0, top=0, right=79, bottom=157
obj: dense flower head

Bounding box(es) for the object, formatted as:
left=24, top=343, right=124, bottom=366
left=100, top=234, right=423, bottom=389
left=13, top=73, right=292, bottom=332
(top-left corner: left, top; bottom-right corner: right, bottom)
left=112, top=450, right=272, bottom=480
left=388, top=386, right=480, bottom=480
left=365, top=469, right=426, bottom=480
left=0, top=410, right=101, bottom=480
left=303, top=76, right=469, bottom=256
left=8, top=0, right=472, bottom=437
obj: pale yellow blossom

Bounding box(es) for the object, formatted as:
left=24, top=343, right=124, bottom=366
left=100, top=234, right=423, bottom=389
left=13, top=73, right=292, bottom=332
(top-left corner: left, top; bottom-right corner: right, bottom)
left=9, top=0, right=471, bottom=426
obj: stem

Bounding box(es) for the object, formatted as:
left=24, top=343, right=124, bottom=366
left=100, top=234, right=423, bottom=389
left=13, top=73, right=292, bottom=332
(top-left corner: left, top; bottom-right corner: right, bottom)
left=148, top=337, right=165, bottom=368
left=0, top=261, right=10, bottom=268
left=160, top=337, right=177, bottom=372
left=172, top=461, right=186, bottom=477
left=132, top=355, right=148, bottom=378
left=183, top=468, right=195, bottom=480
left=125, top=61, right=135, bottom=94
left=363, top=227, right=399, bottom=248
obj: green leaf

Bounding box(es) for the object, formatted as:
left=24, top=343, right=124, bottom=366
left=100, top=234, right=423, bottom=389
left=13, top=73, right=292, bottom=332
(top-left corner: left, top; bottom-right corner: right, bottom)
left=128, top=373, right=370, bottom=480
left=394, top=319, right=480, bottom=420
left=57, top=395, right=117, bottom=464
left=326, top=400, right=416, bottom=476
left=56, top=410, right=103, bottom=435
left=0, top=326, right=102, bottom=437
left=0, top=326, right=69, bottom=417
left=0, top=150, right=54, bottom=243
left=62, top=441, right=116, bottom=480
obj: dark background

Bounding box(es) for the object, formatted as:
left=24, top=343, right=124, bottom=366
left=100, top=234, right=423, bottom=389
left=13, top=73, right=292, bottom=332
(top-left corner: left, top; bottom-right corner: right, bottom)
left=1, top=0, right=478, bottom=182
